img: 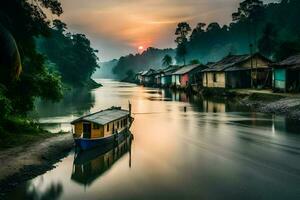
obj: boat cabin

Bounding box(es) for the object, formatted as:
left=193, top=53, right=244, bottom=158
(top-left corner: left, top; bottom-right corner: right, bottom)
left=71, top=107, right=131, bottom=139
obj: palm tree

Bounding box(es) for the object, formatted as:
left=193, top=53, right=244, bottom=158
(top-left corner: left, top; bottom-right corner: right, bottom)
left=162, top=55, right=173, bottom=67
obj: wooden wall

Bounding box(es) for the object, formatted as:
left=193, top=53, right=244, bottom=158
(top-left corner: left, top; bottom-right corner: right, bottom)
left=203, top=72, right=226, bottom=88
left=73, top=116, right=129, bottom=139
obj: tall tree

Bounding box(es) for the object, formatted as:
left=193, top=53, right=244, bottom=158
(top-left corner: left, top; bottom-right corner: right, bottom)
left=38, top=20, right=100, bottom=87
left=162, top=54, right=173, bottom=67
left=175, top=22, right=191, bottom=65
left=232, top=0, right=265, bottom=51
left=0, top=0, right=64, bottom=114
left=258, top=23, right=278, bottom=58
left=190, top=23, right=206, bottom=41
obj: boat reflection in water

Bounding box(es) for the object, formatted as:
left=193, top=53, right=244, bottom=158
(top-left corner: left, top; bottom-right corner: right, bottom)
left=71, top=134, right=132, bottom=186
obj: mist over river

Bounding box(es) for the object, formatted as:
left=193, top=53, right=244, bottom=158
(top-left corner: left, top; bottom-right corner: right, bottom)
left=6, top=79, right=300, bottom=200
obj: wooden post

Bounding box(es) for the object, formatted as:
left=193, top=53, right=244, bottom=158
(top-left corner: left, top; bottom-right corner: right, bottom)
left=250, top=44, right=253, bottom=88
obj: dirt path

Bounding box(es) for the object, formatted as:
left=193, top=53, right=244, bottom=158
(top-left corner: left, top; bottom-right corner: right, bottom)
left=0, top=133, right=74, bottom=195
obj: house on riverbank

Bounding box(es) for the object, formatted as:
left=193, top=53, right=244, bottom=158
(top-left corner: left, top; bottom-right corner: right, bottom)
left=272, top=54, right=300, bottom=93
left=135, top=71, right=145, bottom=84
left=161, top=65, right=181, bottom=87
left=202, top=53, right=271, bottom=89
left=137, top=69, right=157, bottom=86
left=154, top=69, right=164, bottom=86
left=171, top=64, right=208, bottom=88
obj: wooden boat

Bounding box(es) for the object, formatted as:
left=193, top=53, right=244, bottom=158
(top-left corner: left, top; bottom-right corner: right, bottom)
left=71, top=104, right=134, bottom=151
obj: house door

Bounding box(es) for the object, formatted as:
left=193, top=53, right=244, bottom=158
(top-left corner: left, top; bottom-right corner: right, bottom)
left=83, top=123, right=91, bottom=138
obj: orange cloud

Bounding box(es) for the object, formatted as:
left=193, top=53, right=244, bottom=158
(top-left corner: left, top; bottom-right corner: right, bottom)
left=59, top=0, right=276, bottom=60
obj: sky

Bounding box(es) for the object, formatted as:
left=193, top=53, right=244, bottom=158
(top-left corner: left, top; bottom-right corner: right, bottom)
left=59, top=0, right=278, bottom=61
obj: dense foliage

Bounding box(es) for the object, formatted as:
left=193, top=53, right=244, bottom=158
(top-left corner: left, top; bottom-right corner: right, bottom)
left=112, top=47, right=175, bottom=79
left=162, top=55, right=173, bottom=67
left=0, top=1, right=100, bottom=140
left=175, top=22, right=191, bottom=65
left=38, top=20, right=100, bottom=87
left=180, top=0, right=300, bottom=64
left=0, top=0, right=63, bottom=116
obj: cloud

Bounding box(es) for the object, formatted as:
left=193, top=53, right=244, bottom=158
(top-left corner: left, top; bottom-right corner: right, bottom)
left=59, top=0, right=278, bottom=61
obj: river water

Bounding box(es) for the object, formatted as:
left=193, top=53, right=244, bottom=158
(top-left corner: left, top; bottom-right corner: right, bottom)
left=6, top=79, right=300, bottom=200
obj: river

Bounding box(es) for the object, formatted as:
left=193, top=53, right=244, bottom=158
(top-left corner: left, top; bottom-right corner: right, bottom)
left=6, top=79, right=300, bottom=200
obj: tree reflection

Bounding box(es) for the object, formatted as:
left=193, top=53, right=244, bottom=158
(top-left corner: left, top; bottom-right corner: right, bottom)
left=24, top=182, right=63, bottom=200
left=31, top=88, right=95, bottom=118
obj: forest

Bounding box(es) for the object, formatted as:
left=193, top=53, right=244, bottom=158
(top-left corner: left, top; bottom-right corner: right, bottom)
left=110, top=0, right=300, bottom=79
left=112, top=47, right=175, bottom=79
left=179, top=0, right=300, bottom=64
left=0, top=0, right=99, bottom=145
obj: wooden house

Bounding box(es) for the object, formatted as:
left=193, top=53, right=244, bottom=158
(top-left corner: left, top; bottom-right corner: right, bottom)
left=271, top=54, right=300, bottom=92
left=161, top=65, right=181, bottom=87
left=153, top=69, right=164, bottom=86
left=172, top=64, right=208, bottom=87
left=135, top=71, right=145, bottom=84
left=202, top=53, right=271, bottom=89
left=141, top=69, right=156, bottom=86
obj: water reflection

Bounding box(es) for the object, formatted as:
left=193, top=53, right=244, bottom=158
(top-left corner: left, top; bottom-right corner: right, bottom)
left=31, top=88, right=95, bottom=132
left=7, top=180, right=63, bottom=200
left=32, top=88, right=95, bottom=118
left=6, top=79, right=300, bottom=200
left=71, top=135, right=132, bottom=187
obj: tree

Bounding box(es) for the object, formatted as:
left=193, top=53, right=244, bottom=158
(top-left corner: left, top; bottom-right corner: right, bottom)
left=0, top=0, right=64, bottom=114
left=112, top=47, right=175, bottom=79
left=38, top=22, right=100, bottom=87
left=189, top=59, right=200, bottom=65
left=232, top=0, right=264, bottom=21
left=275, top=40, right=300, bottom=61
left=162, top=55, right=173, bottom=67
left=258, top=23, right=278, bottom=58
left=175, top=22, right=191, bottom=65
left=190, top=23, right=206, bottom=40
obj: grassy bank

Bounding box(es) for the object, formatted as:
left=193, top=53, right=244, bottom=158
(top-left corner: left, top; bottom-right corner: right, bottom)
left=0, top=117, right=65, bottom=150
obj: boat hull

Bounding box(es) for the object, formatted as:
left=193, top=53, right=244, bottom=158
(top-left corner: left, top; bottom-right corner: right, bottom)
left=74, top=130, right=129, bottom=151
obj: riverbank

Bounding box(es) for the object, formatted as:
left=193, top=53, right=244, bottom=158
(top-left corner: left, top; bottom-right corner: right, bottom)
left=201, top=88, right=300, bottom=120
left=239, top=91, right=300, bottom=120
left=0, top=133, right=73, bottom=196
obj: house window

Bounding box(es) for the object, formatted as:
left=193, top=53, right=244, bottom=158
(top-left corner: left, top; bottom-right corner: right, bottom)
left=93, top=123, right=100, bottom=129
left=213, top=73, right=217, bottom=82
left=117, top=121, right=119, bottom=129
left=107, top=124, right=109, bottom=132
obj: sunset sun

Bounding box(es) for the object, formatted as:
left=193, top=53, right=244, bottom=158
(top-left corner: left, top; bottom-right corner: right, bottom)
left=138, top=46, right=144, bottom=50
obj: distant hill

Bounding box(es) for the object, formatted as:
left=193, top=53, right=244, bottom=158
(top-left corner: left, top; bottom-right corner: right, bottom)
left=112, top=47, right=175, bottom=79
left=92, top=59, right=118, bottom=79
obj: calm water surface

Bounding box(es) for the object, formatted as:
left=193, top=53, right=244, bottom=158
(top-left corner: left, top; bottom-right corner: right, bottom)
left=6, top=79, right=300, bottom=200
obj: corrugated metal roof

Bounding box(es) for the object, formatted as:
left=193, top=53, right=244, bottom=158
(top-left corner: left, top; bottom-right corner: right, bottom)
left=71, top=107, right=129, bottom=125
left=141, top=69, right=156, bottom=76
left=202, top=54, right=251, bottom=72
left=203, top=53, right=270, bottom=72
left=272, top=54, right=300, bottom=67
left=162, top=65, right=182, bottom=76
left=172, top=64, right=203, bottom=75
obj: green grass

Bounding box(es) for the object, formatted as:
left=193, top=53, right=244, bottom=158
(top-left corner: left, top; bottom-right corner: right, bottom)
left=0, top=117, right=63, bottom=150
